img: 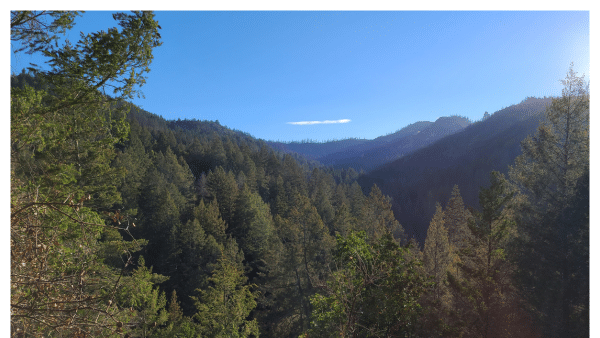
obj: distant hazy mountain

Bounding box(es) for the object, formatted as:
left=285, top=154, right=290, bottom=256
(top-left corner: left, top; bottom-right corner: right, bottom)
left=359, top=97, right=552, bottom=244
left=267, top=116, right=471, bottom=172
left=319, top=116, right=471, bottom=171
left=266, top=138, right=370, bottom=160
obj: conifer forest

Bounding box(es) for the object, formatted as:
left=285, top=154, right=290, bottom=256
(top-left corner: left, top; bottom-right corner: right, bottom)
left=10, top=11, right=589, bottom=337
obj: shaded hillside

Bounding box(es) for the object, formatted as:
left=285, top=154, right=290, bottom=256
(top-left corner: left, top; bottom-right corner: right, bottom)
left=360, top=97, right=552, bottom=244
left=266, top=120, right=434, bottom=162
left=320, top=116, right=471, bottom=171
left=372, top=121, right=433, bottom=145
left=266, top=138, right=369, bottom=160
left=316, top=121, right=432, bottom=166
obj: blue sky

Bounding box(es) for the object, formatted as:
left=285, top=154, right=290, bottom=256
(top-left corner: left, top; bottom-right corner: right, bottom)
left=10, top=11, right=590, bottom=142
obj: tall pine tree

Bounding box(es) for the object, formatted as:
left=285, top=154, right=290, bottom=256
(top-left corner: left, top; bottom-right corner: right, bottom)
left=509, top=64, right=589, bottom=337
left=423, top=203, right=451, bottom=302
left=448, top=172, right=522, bottom=337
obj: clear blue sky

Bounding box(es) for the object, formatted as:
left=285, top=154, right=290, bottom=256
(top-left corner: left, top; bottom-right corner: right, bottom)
left=10, top=11, right=590, bottom=142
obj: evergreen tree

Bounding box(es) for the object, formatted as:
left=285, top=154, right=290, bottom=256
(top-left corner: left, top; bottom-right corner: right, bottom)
left=510, top=64, right=588, bottom=215
left=444, top=185, right=471, bottom=277
left=269, top=175, right=288, bottom=216
left=194, top=238, right=259, bottom=338
left=194, top=198, right=228, bottom=244
left=264, top=195, right=334, bottom=336
left=195, top=171, right=212, bottom=201
left=242, top=152, right=259, bottom=193
left=207, top=166, right=239, bottom=226
left=281, top=154, right=307, bottom=197
left=304, top=232, right=431, bottom=337
left=447, top=172, right=520, bottom=337
left=331, top=202, right=357, bottom=238
left=231, top=184, right=276, bottom=265
left=423, top=203, right=451, bottom=302
left=112, top=121, right=152, bottom=214
left=11, top=10, right=162, bottom=335
left=115, top=256, right=169, bottom=338
left=347, top=181, right=366, bottom=218
left=308, top=169, right=336, bottom=230
left=11, top=11, right=81, bottom=55
left=155, top=146, right=196, bottom=201
left=208, top=133, right=228, bottom=169
left=166, top=218, right=221, bottom=315
left=156, top=290, right=200, bottom=337
left=361, top=184, right=404, bottom=243
left=509, top=64, right=589, bottom=337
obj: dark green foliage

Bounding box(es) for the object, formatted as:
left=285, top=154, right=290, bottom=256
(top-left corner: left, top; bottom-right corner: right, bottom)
left=444, top=185, right=471, bottom=252
left=509, top=66, right=589, bottom=337
left=423, top=203, right=451, bottom=302
left=12, top=10, right=586, bottom=337
left=194, top=199, right=228, bottom=244
left=207, top=166, right=239, bottom=226
left=305, top=232, right=432, bottom=337
left=308, top=168, right=336, bottom=231
left=446, top=172, right=524, bottom=337
left=166, top=218, right=222, bottom=315
left=157, top=290, right=201, bottom=337
left=112, top=120, right=152, bottom=213
left=231, top=184, right=276, bottom=264
left=115, top=256, right=170, bottom=337
left=193, top=238, right=260, bottom=338
left=43, top=11, right=162, bottom=100
left=74, top=87, right=392, bottom=337
left=267, top=138, right=369, bottom=160
left=11, top=10, right=164, bottom=336
left=361, top=184, right=405, bottom=243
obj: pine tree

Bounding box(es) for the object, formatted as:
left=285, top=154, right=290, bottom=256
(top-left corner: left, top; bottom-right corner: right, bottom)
left=155, top=146, right=196, bottom=201
left=115, top=256, right=169, bottom=337
left=331, top=202, right=356, bottom=237
left=304, top=232, right=431, bottom=337
left=194, top=238, right=259, bottom=338
left=308, top=169, right=336, bottom=230
left=207, top=166, right=239, bottom=226
left=270, top=175, right=289, bottom=216
left=444, top=185, right=471, bottom=277
left=347, top=181, right=366, bottom=219
left=112, top=121, right=152, bottom=213
left=231, top=184, right=276, bottom=264
left=360, top=185, right=404, bottom=242
left=509, top=64, right=589, bottom=337
left=509, top=63, right=589, bottom=215
left=423, top=203, right=451, bottom=302
left=208, top=133, right=227, bottom=169
left=166, top=218, right=222, bottom=315
left=156, top=290, right=201, bottom=337
left=447, top=172, right=519, bottom=337
left=194, top=198, right=228, bottom=244
left=265, top=194, right=334, bottom=336
left=11, top=11, right=162, bottom=335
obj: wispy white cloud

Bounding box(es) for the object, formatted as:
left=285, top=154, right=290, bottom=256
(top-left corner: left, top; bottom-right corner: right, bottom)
left=287, top=119, right=351, bottom=125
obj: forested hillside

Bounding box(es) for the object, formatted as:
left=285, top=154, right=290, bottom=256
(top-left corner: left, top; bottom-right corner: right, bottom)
left=11, top=11, right=588, bottom=338
left=361, top=97, right=554, bottom=243
left=267, top=138, right=370, bottom=160
left=269, top=116, right=471, bottom=172
left=319, top=115, right=471, bottom=171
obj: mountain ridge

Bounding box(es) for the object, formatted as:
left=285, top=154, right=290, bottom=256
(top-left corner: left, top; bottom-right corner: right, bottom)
left=359, top=97, right=553, bottom=244
left=267, top=115, right=472, bottom=172
left=319, top=115, right=471, bottom=171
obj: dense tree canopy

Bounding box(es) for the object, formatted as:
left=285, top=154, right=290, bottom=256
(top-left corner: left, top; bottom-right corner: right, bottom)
left=11, top=11, right=588, bottom=336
